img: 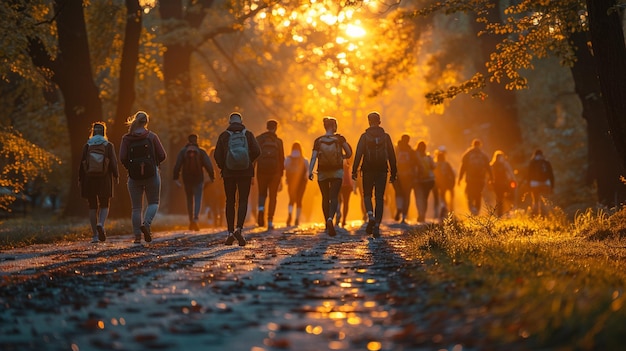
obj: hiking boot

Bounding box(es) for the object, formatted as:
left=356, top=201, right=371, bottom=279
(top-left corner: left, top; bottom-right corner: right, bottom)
left=327, top=218, right=336, bottom=237
left=366, top=219, right=375, bottom=234
left=286, top=214, right=292, bottom=227
left=96, top=225, right=106, bottom=242
left=233, top=228, right=246, bottom=246
left=394, top=210, right=401, bottom=222
left=91, top=236, right=99, bottom=243
left=372, top=226, right=381, bottom=239
left=257, top=211, right=265, bottom=227
left=140, top=225, right=152, bottom=243
left=294, top=218, right=299, bottom=226
left=224, top=233, right=235, bottom=246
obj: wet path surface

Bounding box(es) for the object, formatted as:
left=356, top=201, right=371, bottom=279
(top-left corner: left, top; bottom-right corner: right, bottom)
left=0, top=223, right=447, bottom=351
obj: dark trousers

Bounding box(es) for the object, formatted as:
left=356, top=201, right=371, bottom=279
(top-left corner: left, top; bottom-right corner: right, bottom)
left=223, top=176, right=252, bottom=233
left=362, top=171, right=388, bottom=223
left=257, top=172, right=281, bottom=221
left=318, top=178, right=342, bottom=221
left=184, top=181, right=203, bottom=221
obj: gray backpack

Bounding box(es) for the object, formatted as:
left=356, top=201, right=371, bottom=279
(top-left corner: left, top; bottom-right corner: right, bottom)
left=226, top=129, right=250, bottom=170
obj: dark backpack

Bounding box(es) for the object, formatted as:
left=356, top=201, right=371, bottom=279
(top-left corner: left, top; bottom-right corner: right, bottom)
left=83, top=142, right=109, bottom=177
left=365, top=133, right=388, bottom=170
left=226, top=129, right=250, bottom=170
left=317, top=135, right=343, bottom=171
left=183, top=144, right=203, bottom=180
left=533, top=159, right=551, bottom=181
left=257, top=134, right=280, bottom=174
left=127, top=137, right=156, bottom=180
left=465, top=150, right=487, bottom=177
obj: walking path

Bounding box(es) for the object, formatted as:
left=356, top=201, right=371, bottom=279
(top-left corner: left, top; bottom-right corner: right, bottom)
left=0, top=222, right=454, bottom=351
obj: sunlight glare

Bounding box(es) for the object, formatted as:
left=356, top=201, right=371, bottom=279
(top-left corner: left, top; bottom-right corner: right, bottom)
left=346, top=23, right=366, bottom=38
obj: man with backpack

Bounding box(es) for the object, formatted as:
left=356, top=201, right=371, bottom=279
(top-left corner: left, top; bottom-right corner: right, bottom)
left=393, top=134, right=417, bottom=224
left=458, top=138, right=492, bottom=216
left=255, top=120, right=285, bottom=230
left=352, top=112, right=397, bottom=238
left=213, top=112, right=261, bottom=246
left=308, top=116, right=352, bottom=237
left=173, top=134, right=215, bottom=231
left=526, top=149, right=555, bottom=217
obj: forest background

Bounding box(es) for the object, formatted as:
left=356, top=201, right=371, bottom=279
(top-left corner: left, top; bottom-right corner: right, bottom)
left=1, top=0, right=626, bottom=221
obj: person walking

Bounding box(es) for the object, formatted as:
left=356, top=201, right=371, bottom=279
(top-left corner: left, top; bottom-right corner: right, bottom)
left=526, top=149, right=554, bottom=217
left=79, top=122, right=119, bottom=243
left=119, top=111, right=167, bottom=244
left=173, top=134, right=215, bottom=231
left=414, top=141, right=436, bottom=223
left=308, top=116, right=352, bottom=237
left=351, top=112, right=397, bottom=238
left=490, top=150, right=516, bottom=217
left=433, top=146, right=456, bottom=218
left=213, top=112, right=261, bottom=246
left=284, top=141, right=309, bottom=227
left=393, top=134, right=417, bottom=224
left=457, top=138, right=492, bottom=216
left=255, top=120, right=285, bottom=230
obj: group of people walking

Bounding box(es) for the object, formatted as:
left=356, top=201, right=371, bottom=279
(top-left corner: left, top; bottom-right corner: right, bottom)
left=79, top=110, right=555, bottom=245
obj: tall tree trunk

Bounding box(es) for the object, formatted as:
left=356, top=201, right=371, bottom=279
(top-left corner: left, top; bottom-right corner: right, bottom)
left=570, top=32, right=626, bottom=206
left=51, top=0, right=103, bottom=217
left=470, top=0, right=523, bottom=160
left=159, top=0, right=213, bottom=214
left=110, top=0, right=142, bottom=218
left=586, top=0, right=626, bottom=170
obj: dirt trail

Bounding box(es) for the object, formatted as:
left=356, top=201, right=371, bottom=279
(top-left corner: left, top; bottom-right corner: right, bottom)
left=0, top=222, right=458, bottom=351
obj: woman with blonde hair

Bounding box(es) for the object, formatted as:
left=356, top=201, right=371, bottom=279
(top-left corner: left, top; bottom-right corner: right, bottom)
left=119, top=111, right=167, bottom=244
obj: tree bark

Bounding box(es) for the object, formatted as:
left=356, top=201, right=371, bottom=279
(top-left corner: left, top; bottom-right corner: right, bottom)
left=109, top=0, right=143, bottom=218
left=586, top=0, right=626, bottom=170
left=570, top=32, right=626, bottom=207
left=52, top=0, right=103, bottom=217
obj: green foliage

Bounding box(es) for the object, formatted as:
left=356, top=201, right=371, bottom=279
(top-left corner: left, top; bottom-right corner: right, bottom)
left=0, top=127, right=60, bottom=211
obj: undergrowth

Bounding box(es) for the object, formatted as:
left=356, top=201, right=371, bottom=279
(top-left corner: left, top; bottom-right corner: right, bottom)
left=404, top=206, right=626, bottom=350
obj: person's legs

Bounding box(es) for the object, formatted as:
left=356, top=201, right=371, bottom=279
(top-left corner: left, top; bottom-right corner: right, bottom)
left=256, top=174, right=269, bottom=226
left=127, top=178, right=144, bottom=240
left=223, top=177, right=237, bottom=233
left=340, top=186, right=351, bottom=226
left=192, top=181, right=203, bottom=221
left=97, top=195, right=110, bottom=241
left=143, top=173, right=161, bottom=229
left=266, top=173, right=281, bottom=228
left=235, top=177, right=252, bottom=230
left=362, top=173, right=375, bottom=219
left=318, top=179, right=331, bottom=221
left=87, top=196, right=98, bottom=242
left=373, top=172, right=387, bottom=224
left=326, top=178, right=342, bottom=236
left=184, top=183, right=194, bottom=222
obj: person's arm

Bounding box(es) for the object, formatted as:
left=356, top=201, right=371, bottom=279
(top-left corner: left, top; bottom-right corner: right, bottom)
left=247, top=131, right=261, bottom=163
left=78, top=144, right=87, bottom=184
left=213, top=133, right=225, bottom=170
left=119, top=136, right=129, bottom=169
left=308, top=150, right=318, bottom=180
left=341, top=137, right=352, bottom=159
left=108, top=142, right=120, bottom=182
left=172, top=148, right=184, bottom=180
left=351, top=135, right=364, bottom=179
left=279, top=139, right=285, bottom=174
left=457, top=153, right=466, bottom=185
left=151, top=132, right=167, bottom=164
left=202, top=150, right=215, bottom=181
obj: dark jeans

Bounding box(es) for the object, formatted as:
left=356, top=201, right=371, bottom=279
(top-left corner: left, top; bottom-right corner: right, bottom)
left=415, top=179, right=435, bottom=222
left=465, top=180, right=485, bottom=215
left=184, top=181, right=203, bottom=221
left=87, top=195, right=110, bottom=210
left=318, top=178, right=342, bottom=221
left=223, top=176, right=252, bottom=233
left=257, top=172, right=281, bottom=220
left=362, top=171, right=388, bottom=223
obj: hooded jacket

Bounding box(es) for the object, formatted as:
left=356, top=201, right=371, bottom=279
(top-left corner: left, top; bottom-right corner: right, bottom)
left=79, top=135, right=119, bottom=198
left=352, top=126, right=397, bottom=177
left=213, top=122, right=261, bottom=178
